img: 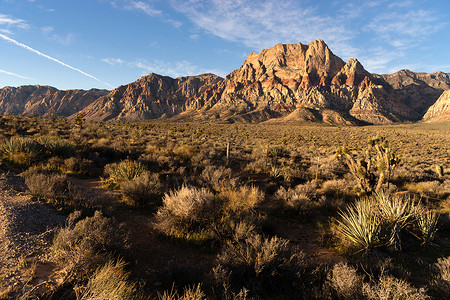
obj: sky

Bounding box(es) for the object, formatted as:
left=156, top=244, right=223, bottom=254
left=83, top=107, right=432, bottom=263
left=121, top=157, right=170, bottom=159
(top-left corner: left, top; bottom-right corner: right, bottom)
left=0, top=0, right=449, bottom=90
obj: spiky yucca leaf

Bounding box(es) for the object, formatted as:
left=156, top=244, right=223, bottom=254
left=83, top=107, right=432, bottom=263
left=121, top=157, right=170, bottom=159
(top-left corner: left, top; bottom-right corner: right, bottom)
left=337, top=199, right=381, bottom=250
left=417, top=209, right=439, bottom=245
left=375, top=192, right=416, bottom=228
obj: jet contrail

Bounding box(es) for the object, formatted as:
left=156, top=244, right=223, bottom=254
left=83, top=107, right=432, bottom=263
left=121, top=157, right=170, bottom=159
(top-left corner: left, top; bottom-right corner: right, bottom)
left=0, top=33, right=114, bottom=88
left=0, top=68, right=34, bottom=80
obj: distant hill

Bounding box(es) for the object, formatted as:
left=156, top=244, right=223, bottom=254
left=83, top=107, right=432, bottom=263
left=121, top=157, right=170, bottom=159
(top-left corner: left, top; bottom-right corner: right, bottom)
left=1, top=40, right=449, bottom=124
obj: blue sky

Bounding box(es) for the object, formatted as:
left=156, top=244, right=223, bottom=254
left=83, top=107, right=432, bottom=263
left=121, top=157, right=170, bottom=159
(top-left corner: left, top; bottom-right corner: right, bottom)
left=1, top=0, right=449, bottom=90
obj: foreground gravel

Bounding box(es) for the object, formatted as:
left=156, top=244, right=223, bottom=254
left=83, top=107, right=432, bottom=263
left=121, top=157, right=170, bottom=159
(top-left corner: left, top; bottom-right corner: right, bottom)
left=0, top=170, right=65, bottom=290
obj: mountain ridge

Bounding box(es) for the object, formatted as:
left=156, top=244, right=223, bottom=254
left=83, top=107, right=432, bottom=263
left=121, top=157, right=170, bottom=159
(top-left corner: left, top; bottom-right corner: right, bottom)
left=1, top=40, right=449, bottom=124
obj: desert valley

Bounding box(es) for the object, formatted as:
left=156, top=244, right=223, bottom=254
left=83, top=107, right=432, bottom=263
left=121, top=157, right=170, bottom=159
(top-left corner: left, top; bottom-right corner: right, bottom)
left=0, top=39, right=449, bottom=299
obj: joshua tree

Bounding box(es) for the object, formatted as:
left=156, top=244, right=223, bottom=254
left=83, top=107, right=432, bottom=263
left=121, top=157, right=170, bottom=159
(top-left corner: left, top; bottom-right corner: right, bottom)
left=336, top=136, right=399, bottom=196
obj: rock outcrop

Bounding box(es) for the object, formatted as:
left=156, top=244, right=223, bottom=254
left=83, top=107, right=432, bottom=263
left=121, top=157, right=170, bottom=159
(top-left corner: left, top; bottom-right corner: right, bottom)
left=79, top=73, right=222, bottom=121
left=0, top=86, right=107, bottom=116
left=423, top=89, right=450, bottom=121
left=378, top=70, right=450, bottom=117
left=189, top=40, right=417, bottom=124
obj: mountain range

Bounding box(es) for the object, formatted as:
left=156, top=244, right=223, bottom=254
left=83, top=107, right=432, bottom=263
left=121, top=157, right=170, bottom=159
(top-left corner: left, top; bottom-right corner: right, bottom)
left=1, top=40, right=449, bottom=124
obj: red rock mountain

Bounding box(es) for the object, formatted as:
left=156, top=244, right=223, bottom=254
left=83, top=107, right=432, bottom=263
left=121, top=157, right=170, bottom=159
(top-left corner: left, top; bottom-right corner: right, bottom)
left=79, top=73, right=222, bottom=121
left=423, top=89, right=450, bottom=121
left=0, top=85, right=107, bottom=116
left=1, top=39, right=449, bottom=124
left=187, top=40, right=416, bottom=124
left=378, top=70, right=450, bottom=117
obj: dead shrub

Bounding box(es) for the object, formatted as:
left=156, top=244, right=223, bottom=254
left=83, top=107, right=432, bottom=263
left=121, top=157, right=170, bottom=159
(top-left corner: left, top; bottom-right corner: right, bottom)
left=52, top=211, right=127, bottom=281
left=362, top=274, right=429, bottom=300
left=431, top=256, right=450, bottom=295
left=121, top=170, right=162, bottom=207
left=329, top=262, right=362, bottom=299
left=200, top=165, right=237, bottom=189
left=214, top=233, right=313, bottom=297
left=63, top=157, right=95, bottom=176
left=275, top=180, right=320, bottom=215
left=155, top=186, right=217, bottom=240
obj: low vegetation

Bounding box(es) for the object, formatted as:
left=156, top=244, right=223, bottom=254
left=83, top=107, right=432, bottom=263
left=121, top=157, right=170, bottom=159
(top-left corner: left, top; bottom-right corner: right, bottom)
left=0, top=114, right=449, bottom=298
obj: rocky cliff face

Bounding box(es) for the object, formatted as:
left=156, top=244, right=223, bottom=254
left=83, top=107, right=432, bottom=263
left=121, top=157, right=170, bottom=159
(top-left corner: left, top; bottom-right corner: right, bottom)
left=79, top=73, right=222, bottom=121
left=189, top=40, right=416, bottom=124
left=378, top=70, right=450, bottom=117
left=0, top=86, right=108, bottom=116
left=423, top=89, right=450, bottom=121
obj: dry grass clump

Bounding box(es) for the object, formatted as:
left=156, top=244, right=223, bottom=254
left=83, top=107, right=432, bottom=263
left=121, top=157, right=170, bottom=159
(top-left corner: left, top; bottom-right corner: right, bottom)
left=275, top=180, right=320, bottom=215
left=78, top=259, right=139, bottom=300
left=155, top=186, right=217, bottom=240
left=430, top=256, right=450, bottom=296
left=52, top=211, right=127, bottom=281
left=200, top=165, right=237, bottom=190
left=121, top=170, right=162, bottom=206
left=362, top=275, right=429, bottom=300
left=329, top=262, right=362, bottom=299
left=213, top=233, right=315, bottom=297
left=157, top=284, right=205, bottom=300
left=405, top=180, right=449, bottom=199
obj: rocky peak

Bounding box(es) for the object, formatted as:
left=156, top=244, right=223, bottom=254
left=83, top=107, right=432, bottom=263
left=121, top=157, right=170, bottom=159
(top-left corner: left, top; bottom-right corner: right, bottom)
left=423, top=89, right=450, bottom=121
left=331, top=58, right=372, bottom=87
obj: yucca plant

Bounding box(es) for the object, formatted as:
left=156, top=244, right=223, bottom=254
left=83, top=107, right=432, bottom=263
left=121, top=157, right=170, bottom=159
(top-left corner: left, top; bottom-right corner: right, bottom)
left=38, top=136, right=75, bottom=157
left=103, top=159, right=146, bottom=188
left=417, top=209, right=439, bottom=246
left=0, top=136, right=43, bottom=166
left=375, top=192, right=417, bottom=251
left=337, top=198, right=381, bottom=252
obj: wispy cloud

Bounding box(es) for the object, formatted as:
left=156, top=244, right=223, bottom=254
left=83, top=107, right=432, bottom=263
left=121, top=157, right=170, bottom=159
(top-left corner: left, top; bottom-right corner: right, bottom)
left=365, top=9, right=444, bottom=48
left=102, top=56, right=226, bottom=78
left=169, top=0, right=355, bottom=57
left=126, top=1, right=162, bottom=16
left=132, top=59, right=226, bottom=78
left=0, top=13, right=29, bottom=30
left=102, top=57, right=126, bottom=65
left=41, top=26, right=75, bottom=45
left=0, top=33, right=113, bottom=88
left=0, top=69, right=34, bottom=80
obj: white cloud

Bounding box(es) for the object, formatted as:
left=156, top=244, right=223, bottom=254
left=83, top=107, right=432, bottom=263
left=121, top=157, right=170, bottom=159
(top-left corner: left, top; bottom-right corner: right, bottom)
left=0, top=33, right=113, bottom=88
left=365, top=9, right=444, bottom=48
left=0, top=13, right=29, bottom=30
left=127, top=1, right=162, bottom=16
left=102, top=57, right=126, bottom=65
left=169, top=0, right=358, bottom=59
left=0, top=69, right=34, bottom=80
